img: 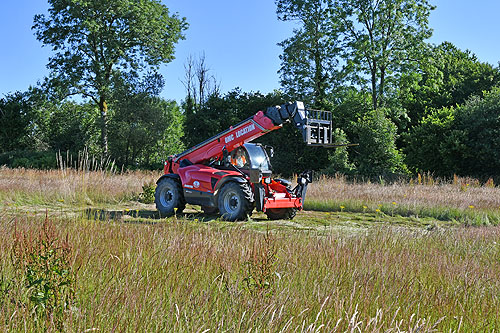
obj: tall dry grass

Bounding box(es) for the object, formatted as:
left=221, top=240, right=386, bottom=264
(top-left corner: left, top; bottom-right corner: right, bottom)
left=1, top=167, right=499, bottom=223
left=1, top=167, right=498, bottom=209
left=307, top=174, right=500, bottom=224
left=1, top=214, right=499, bottom=331
left=0, top=167, right=160, bottom=206
left=309, top=174, right=500, bottom=210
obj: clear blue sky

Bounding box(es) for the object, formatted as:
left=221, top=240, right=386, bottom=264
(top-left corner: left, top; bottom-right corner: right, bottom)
left=1, top=1, right=499, bottom=103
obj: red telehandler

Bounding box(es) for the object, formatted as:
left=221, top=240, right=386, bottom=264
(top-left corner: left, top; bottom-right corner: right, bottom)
left=155, top=101, right=335, bottom=221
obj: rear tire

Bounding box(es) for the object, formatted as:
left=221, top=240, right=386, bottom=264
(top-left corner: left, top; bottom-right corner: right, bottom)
left=155, top=177, right=185, bottom=217
left=218, top=182, right=253, bottom=221
left=265, top=208, right=297, bottom=220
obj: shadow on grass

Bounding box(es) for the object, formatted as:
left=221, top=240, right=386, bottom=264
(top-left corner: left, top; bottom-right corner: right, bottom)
left=83, top=208, right=221, bottom=224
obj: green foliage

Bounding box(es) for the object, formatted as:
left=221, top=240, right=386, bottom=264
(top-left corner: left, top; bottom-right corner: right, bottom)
left=274, top=0, right=438, bottom=177
left=183, top=91, right=240, bottom=148
left=276, top=0, right=340, bottom=107
left=0, top=83, right=184, bottom=170
left=242, top=232, right=278, bottom=296
left=139, top=181, right=156, bottom=204
left=33, top=0, right=188, bottom=153
left=331, top=88, right=372, bottom=129
left=0, top=87, right=101, bottom=156
left=333, top=0, right=434, bottom=110
left=405, top=88, right=500, bottom=180
left=110, top=74, right=184, bottom=168
left=0, top=150, right=57, bottom=169
left=325, top=90, right=405, bottom=177
left=403, top=106, right=456, bottom=175
left=400, top=42, right=500, bottom=127
left=11, top=217, right=76, bottom=331
left=321, top=128, right=355, bottom=175
left=351, top=108, right=406, bottom=177
left=33, top=100, right=100, bottom=153
left=0, top=274, right=11, bottom=309
left=453, top=89, right=500, bottom=177
left=108, top=74, right=185, bottom=168
left=46, top=103, right=98, bottom=153
left=0, top=92, right=34, bottom=153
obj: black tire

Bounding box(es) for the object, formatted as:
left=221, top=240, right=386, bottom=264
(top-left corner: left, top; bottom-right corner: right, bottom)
left=265, top=208, right=297, bottom=220
left=217, top=182, right=253, bottom=221
left=155, top=177, right=185, bottom=217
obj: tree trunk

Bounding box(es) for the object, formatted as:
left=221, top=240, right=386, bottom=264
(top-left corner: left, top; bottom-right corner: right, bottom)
left=125, top=132, right=131, bottom=166
left=371, top=61, right=378, bottom=110
left=379, top=65, right=386, bottom=108
left=312, top=14, right=325, bottom=108
left=314, top=49, right=324, bottom=107
left=98, top=97, right=109, bottom=156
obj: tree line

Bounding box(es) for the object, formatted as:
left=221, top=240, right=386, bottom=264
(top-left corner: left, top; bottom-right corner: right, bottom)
left=1, top=0, right=499, bottom=181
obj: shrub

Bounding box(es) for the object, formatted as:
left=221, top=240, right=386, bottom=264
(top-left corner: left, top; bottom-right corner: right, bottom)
left=139, top=181, right=156, bottom=204
left=242, top=231, right=279, bottom=296
left=321, top=128, right=355, bottom=175
left=11, top=215, right=76, bottom=331
left=0, top=150, right=57, bottom=169
left=405, top=87, right=500, bottom=181
left=351, top=108, right=407, bottom=177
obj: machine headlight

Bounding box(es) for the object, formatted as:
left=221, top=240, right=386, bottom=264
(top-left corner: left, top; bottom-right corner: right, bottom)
left=264, top=177, right=272, bottom=184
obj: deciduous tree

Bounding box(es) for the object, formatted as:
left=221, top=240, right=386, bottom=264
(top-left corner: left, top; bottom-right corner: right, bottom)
left=0, top=92, right=33, bottom=153
left=400, top=42, right=500, bottom=127
left=33, top=0, right=187, bottom=155
left=334, top=0, right=434, bottom=110
left=405, top=88, right=500, bottom=178
left=108, top=73, right=184, bottom=168
left=276, top=0, right=340, bottom=107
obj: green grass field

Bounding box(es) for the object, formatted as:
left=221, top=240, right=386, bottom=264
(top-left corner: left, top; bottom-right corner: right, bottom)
left=1, top=168, right=500, bottom=331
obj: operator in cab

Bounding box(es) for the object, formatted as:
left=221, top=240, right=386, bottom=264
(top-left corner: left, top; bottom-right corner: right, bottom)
left=229, top=147, right=249, bottom=168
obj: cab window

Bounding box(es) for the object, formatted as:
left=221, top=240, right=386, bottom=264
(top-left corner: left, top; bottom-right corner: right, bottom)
left=230, top=147, right=249, bottom=168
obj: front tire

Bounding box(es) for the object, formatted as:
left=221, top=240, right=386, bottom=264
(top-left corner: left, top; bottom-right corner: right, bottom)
left=265, top=208, right=297, bottom=220
left=218, top=182, right=253, bottom=221
left=155, top=177, right=185, bottom=217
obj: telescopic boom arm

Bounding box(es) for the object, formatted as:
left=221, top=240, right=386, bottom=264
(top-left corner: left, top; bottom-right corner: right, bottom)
left=166, top=102, right=335, bottom=174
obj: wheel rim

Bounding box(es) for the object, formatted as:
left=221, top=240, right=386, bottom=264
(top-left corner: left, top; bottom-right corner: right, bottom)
left=223, top=190, right=240, bottom=214
left=159, top=187, right=174, bottom=208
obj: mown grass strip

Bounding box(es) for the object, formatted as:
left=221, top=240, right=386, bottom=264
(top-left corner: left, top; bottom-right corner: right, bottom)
left=305, top=199, right=500, bottom=226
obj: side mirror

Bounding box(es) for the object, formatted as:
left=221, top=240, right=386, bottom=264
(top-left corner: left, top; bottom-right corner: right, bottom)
left=265, top=145, right=274, bottom=158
